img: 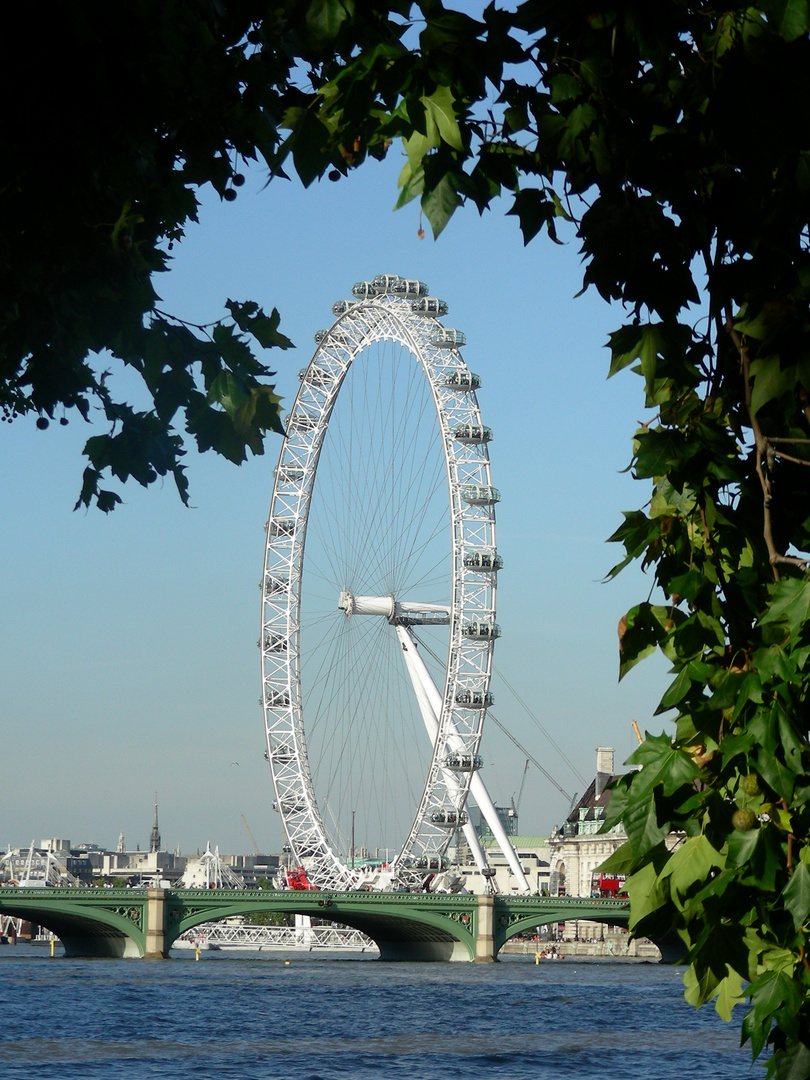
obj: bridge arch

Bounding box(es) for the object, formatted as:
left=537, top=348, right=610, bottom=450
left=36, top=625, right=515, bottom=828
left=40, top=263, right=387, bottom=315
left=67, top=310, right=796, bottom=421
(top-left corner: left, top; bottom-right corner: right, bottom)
left=166, top=890, right=478, bottom=961
left=0, top=888, right=147, bottom=957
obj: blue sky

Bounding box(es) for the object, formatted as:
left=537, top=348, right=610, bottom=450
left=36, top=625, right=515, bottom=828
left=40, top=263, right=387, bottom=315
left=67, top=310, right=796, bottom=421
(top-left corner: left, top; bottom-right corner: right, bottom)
left=0, top=151, right=671, bottom=856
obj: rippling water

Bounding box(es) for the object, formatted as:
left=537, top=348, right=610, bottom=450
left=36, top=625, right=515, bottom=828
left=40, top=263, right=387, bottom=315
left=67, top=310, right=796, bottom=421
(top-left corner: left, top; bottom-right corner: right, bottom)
left=0, top=947, right=759, bottom=1079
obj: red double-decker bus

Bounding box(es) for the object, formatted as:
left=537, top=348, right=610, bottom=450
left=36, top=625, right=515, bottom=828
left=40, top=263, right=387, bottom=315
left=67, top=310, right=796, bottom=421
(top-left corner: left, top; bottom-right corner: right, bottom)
left=590, top=873, right=627, bottom=898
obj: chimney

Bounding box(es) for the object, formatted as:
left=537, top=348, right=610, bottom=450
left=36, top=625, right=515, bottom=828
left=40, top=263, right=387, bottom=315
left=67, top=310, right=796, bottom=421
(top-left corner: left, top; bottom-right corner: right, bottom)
left=595, top=746, right=615, bottom=798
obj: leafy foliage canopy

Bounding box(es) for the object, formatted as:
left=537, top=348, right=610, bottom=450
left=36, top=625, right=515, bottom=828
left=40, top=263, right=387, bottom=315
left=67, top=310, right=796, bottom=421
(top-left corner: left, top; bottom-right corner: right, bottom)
left=4, top=1, right=810, bottom=1071
left=271, top=1, right=810, bottom=1072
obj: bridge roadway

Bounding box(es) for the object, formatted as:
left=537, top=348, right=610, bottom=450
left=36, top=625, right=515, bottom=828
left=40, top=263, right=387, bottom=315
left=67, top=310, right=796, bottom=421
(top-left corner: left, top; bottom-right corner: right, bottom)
left=0, top=887, right=628, bottom=961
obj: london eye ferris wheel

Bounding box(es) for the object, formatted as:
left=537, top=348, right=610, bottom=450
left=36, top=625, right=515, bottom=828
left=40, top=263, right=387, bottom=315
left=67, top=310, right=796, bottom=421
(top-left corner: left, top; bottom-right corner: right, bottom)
left=259, top=274, right=529, bottom=893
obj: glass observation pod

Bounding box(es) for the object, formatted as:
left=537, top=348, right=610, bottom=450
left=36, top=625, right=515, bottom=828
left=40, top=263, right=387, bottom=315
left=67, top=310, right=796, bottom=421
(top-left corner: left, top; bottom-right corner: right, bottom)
left=430, top=809, right=469, bottom=827
left=279, top=801, right=307, bottom=815
left=276, top=466, right=305, bottom=484
left=268, top=519, right=296, bottom=538
left=276, top=466, right=304, bottom=484
left=442, top=370, right=480, bottom=391
left=264, top=575, right=289, bottom=594
left=263, top=633, right=288, bottom=651
left=390, top=278, right=429, bottom=298
left=429, top=327, right=466, bottom=348
left=332, top=299, right=358, bottom=316
left=371, top=273, right=403, bottom=292
left=461, top=484, right=500, bottom=506
left=287, top=413, right=319, bottom=432
left=412, top=297, right=449, bottom=317
left=352, top=280, right=383, bottom=299
left=455, top=688, right=495, bottom=708
left=314, top=329, right=350, bottom=346
left=461, top=621, right=502, bottom=641
left=298, top=365, right=332, bottom=386
left=463, top=550, right=504, bottom=572
left=272, top=744, right=295, bottom=762
left=265, top=689, right=291, bottom=707
left=453, top=424, right=493, bottom=444
left=443, top=751, right=484, bottom=772
left=414, top=856, right=445, bottom=870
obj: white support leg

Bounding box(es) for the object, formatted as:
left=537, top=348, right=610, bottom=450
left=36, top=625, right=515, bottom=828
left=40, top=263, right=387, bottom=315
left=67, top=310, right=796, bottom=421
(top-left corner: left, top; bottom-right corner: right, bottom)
left=396, top=625, right=532, bottom=894
left=396, top=626, right=492, bottom=878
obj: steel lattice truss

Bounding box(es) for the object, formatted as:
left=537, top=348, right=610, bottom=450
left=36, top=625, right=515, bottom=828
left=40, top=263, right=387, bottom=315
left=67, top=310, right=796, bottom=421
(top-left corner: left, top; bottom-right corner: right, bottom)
left=260, top=275, right=517, bottom=892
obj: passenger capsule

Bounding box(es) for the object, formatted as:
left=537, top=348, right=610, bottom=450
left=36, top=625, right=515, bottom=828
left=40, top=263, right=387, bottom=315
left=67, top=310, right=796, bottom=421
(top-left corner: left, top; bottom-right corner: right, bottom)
left=453, top=424, right=493, bottom=444
left=352, top=280, right=382, bottom=299
left=429, top=327, right=466, bottom=348
left=299, top=365, right=334, bottom=387
left=263, top=633, right=288, bottom=651
left=390, top=278, right=428, bottom=298
left=268, top=519, right=296, bottom=538
left=461, top=621, right=501, bottom=641
left=271, top=744, right=295, bottom=763
left=455, top=688, right=494, bottom=708
left=461, top=485, right=500, bottom=506
left=314, top=329, right=349, bottom=346
left=265, top=689, right=291, bottom=707
left=443, top=752, right=483, bottom=772
left=430, top=809, right=468, bottom=827
left=442, top=370, right=480, bottom=391
left=412, top=297, right=448, bottom=317
left=264, top=575, right=289, bottom=594
left=276, top=466, right=305, bottom=484
left=287, top=413, right=318, bottom=432
left=414, top=856, right=445, bottom=870
left=371, top=273, right=403, bottom=292
left=332, top=300, right=358, bottom=316
left=279, top=800, right=307, bottom=815
left=463, top=550, right=503, bottom=572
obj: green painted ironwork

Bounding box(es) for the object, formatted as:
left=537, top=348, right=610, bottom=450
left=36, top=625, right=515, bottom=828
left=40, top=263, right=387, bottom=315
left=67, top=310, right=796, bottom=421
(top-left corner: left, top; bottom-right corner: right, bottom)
left=0, top=887, right=629, bottom=960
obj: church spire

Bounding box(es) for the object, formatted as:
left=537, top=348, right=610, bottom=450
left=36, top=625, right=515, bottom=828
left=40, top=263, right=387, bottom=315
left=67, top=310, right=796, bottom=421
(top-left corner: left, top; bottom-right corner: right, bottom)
left=149, top=793, right=161, bottom=853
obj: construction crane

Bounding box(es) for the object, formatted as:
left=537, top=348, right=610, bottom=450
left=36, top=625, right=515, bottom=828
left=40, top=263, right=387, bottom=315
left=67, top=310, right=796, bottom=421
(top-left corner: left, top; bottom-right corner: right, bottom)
left=514, top=758, right=530, bottom=814
left=240, top=814, right=261, bottom=856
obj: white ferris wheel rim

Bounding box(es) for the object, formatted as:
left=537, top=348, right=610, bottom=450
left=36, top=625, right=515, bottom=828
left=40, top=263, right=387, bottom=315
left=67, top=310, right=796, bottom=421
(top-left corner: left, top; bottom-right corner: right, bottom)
left=260, top=276, right=501, bottom=890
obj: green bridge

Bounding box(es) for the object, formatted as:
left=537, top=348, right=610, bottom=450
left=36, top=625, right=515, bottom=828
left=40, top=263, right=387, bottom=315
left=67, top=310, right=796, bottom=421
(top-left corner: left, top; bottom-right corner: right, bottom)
left=0, top=888, right=629, bottom=961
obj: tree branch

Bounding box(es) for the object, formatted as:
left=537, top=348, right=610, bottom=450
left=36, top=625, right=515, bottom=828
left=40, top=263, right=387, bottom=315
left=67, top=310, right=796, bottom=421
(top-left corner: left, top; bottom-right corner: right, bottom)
left=727, top=321, right=781, bottom=581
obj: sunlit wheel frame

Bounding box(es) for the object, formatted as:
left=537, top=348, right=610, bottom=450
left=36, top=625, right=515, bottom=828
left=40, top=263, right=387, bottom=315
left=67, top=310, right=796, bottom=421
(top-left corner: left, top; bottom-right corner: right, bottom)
left=260, top=275, right=501, bottom=890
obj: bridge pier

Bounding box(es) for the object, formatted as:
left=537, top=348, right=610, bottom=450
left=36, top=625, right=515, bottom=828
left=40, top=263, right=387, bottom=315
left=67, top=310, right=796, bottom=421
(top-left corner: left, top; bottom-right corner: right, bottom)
left=474, top=895, right=496, bottom=961
left=144, top=889, right=168, bottom=958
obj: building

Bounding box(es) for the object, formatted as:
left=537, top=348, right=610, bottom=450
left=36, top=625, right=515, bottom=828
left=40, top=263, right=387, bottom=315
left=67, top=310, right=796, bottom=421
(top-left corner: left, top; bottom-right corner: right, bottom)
left=548, top=746, right=625, bottom=898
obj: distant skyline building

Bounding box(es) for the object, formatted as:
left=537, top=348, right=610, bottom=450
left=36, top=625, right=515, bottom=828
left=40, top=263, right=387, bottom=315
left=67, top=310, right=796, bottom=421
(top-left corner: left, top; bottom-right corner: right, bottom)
left=149, top=794, right=161, bottom=854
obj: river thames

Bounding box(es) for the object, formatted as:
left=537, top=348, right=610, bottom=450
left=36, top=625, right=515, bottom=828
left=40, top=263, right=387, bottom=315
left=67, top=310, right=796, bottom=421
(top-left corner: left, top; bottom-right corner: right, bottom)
left=0, top=948, right=758, bottom=1079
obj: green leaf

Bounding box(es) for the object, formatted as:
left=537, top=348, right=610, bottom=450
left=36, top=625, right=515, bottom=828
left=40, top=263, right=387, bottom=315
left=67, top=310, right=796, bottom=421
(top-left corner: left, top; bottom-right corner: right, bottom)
left=396, top=159, right=425, bottom=208
left=421, top=86, right=463, bottom=151
left=757, top=749, right=797, bottom=801
left=626, top=732, right=701, bottom=798
left=208, top=372, right=249, bottom=419
left=507, top=189, right=558, bottom=245
left=421, top=173, right=460, bottom=238
left=684, top=961, right=722, bottom=1009
left=760, top=578, right=810, bottom=641
left=771, top=1039, right=810, bottom=1080
left=625, top=861, right=668, bottom=926
left=657, top=667, right=692, bottom=712
left=781, top=862, right=810, bottom=930
left=715, top=968, right=745, bottom=1021
left=305, top=0, right=355, bottom=43
left=622, top=795, right=667, bottom=856
left=761, top=0, right=810, bottom=41
left=403, top=129, right=432, bottom=172
left=749, top=356, right=798, bottom=416
left=658, top=835, right=725, bottom=905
